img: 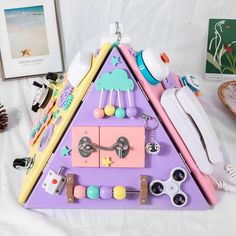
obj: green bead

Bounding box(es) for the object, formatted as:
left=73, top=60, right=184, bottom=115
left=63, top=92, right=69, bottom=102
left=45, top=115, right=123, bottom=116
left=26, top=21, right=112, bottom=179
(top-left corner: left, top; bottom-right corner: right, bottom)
left=87, top=185, right=99, bottom=199
left=115, top=108, right=126, bottom=118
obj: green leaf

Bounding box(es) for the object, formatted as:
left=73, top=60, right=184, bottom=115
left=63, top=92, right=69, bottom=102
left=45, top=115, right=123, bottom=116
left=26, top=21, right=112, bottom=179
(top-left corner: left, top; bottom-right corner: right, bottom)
left=222, top=66, right=234, bottom=73
left=207, top=52, right=222, bottom=72
left=225, top=54, right=234, bottom=68
left=217, top=46, right=226, bottom=66
left=233, top=53, right=236, bottom=68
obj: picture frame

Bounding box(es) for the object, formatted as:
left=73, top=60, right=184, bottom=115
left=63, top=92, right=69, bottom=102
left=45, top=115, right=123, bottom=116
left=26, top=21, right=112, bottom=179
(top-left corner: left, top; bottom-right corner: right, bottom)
left=0, top=0, right=63, bottom=80
left=205, top=19, right=236, bottom=81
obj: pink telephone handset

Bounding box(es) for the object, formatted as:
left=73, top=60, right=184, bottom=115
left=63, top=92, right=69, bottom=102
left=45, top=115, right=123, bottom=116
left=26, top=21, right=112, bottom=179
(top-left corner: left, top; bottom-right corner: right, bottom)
left=119, top=44, right=217, bottom=205
left=161, top=86, right=223, bottom=174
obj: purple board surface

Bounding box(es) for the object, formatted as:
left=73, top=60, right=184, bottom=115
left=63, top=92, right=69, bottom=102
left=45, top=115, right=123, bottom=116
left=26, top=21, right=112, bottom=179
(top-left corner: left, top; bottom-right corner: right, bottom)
left=26, top=47, right=210, bottom=209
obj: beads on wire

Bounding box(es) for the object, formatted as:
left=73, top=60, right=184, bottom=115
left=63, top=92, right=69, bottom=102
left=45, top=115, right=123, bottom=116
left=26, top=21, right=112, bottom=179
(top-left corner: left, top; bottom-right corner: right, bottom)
left=94, top=83, right=137, bottom=119
left=74, top=185, right=127, bottom=200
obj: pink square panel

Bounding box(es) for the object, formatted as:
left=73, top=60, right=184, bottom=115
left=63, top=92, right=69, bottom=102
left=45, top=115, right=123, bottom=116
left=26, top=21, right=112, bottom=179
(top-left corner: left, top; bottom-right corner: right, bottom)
left=72, top=126, right=100, bottom=167
left=99, top=126, right=145, bottom=168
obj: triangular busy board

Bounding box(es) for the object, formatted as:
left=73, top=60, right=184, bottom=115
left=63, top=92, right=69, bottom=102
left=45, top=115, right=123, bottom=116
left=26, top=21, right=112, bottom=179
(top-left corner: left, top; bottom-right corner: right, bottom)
left=25, top=47, right=209, bottom=209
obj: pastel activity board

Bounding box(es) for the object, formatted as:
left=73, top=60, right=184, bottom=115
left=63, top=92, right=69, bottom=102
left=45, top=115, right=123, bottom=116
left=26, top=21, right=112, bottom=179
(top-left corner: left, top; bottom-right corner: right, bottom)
left=14, top=43, right=112, bottom=204
left=119, top=45, right=217, bottom=205
left=14, top=24, right=227, bottom=209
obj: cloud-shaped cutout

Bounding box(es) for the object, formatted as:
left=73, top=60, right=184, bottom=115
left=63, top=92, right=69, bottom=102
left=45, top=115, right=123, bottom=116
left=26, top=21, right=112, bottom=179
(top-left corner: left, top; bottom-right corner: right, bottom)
left=95, top=69, right=134, bottom=91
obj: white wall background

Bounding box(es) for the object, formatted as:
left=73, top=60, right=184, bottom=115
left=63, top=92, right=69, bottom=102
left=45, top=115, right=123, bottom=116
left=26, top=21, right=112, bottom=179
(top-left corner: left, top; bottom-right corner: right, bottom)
left=59, top=0, right=236, bottom=75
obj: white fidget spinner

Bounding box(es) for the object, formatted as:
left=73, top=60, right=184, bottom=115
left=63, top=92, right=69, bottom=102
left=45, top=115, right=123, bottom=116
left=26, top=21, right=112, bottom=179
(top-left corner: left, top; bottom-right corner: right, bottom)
left=149, top=167, right=188, bottom=207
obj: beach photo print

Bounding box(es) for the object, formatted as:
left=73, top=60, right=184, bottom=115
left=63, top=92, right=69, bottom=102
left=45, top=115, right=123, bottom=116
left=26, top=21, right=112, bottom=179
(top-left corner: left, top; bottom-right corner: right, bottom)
left=4, top=5, right=49, bottom=59
left=0, top=0, right=63, bottom=79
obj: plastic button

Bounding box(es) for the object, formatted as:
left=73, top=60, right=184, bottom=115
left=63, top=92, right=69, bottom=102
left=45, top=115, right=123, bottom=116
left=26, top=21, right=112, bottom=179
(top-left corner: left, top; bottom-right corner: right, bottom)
left=161, top=52, right=170, bottom=63
left=51, top=179, right=58, bottom=185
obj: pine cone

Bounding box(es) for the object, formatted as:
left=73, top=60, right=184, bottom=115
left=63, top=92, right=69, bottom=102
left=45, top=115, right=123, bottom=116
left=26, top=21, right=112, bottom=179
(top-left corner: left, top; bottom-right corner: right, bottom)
left=0, top=104, right=8, bottom=132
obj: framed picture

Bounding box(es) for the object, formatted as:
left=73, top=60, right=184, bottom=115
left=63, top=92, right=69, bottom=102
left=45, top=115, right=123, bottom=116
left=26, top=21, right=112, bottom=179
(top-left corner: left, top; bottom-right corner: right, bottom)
left=206, top=19, right=236, bottom=81
left=0, top=0, right=63, bottom=79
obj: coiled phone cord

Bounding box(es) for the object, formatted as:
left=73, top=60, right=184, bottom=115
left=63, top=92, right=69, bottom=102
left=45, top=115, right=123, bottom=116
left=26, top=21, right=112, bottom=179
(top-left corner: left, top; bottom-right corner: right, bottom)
left=212, top=164, right=236, bottom=193
left=225, top=164, right=236, bottom=183
left=212, top=178, right=236, bottom=193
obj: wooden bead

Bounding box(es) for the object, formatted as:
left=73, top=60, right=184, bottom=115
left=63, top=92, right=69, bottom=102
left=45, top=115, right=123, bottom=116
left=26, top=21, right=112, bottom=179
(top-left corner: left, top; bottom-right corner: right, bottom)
left=100, top=186, right=112, bottom=200
left=74, top=185, right=86, bottom=199
left=113, top=186, right=126, bottom=200
left=87, top=185, right=100, bottom=199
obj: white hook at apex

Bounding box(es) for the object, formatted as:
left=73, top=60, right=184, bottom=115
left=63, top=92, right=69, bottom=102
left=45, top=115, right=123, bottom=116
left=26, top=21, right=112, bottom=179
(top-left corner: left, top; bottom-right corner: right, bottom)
left=100, top=22, right=131, bottom=46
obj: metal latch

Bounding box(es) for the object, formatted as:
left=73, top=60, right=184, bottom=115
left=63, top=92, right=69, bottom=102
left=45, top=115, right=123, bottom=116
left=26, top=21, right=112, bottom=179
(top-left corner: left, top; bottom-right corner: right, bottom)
left=78, top=136, right=129, bottom=158
left=42, top=167, right=66, bottom=195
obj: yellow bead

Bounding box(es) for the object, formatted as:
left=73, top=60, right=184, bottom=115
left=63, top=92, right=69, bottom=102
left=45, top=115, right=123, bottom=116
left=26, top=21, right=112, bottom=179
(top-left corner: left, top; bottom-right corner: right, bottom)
left=104, top=105, right=115, bottom=116
left=113, top=186, right=126, bottom=200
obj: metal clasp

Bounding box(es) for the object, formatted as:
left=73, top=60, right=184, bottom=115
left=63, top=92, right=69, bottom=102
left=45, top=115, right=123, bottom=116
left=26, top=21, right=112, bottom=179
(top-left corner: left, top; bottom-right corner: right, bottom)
left=78, top=136, right=129, bottom=158
left=115, top=21, right=122, bottom=42
left=141, top=114, right=159, bottom=130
